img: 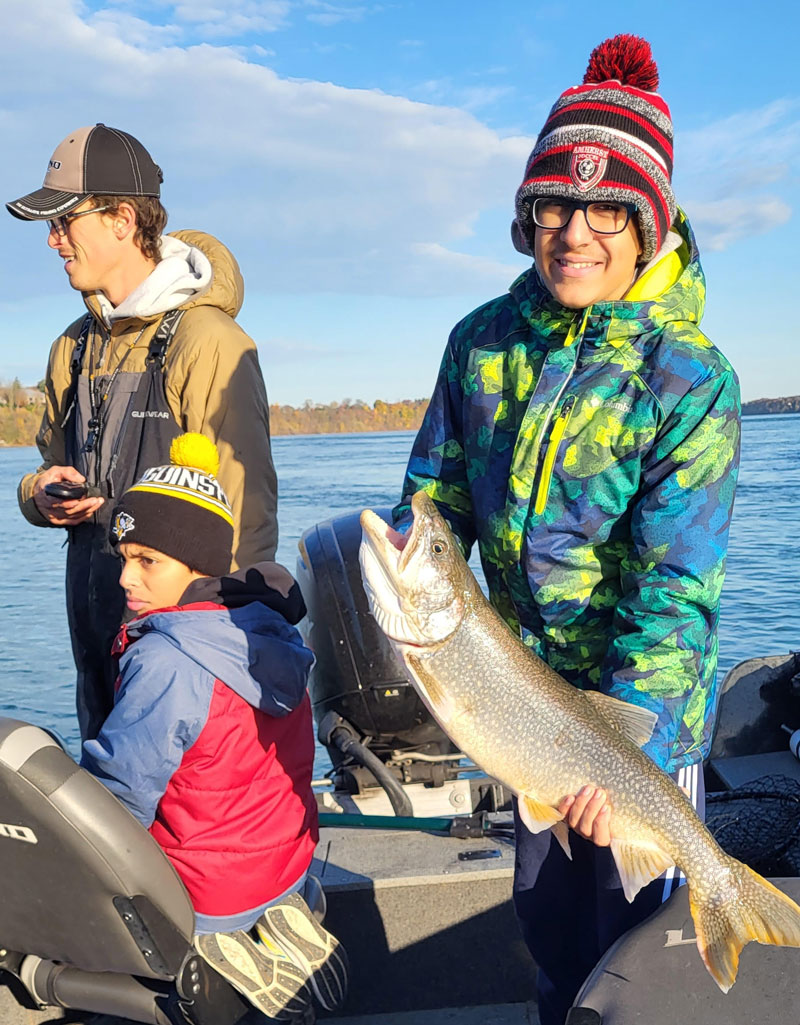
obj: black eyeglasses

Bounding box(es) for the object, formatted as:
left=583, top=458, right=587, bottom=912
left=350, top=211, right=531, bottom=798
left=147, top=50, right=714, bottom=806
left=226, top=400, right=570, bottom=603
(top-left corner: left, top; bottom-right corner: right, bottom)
left=529, top=198, right=637, bottom=235
left=47, top=205, right=111, bottom=237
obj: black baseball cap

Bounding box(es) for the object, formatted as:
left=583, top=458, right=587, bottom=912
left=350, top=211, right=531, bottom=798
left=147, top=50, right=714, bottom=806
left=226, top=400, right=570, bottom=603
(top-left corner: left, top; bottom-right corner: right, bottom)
left=6, top=123, right=163, bottom=221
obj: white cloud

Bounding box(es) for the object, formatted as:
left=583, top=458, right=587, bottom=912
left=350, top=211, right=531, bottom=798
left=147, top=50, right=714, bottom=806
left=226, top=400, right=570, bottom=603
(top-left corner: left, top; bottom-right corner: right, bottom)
left=86, top=9, right=183, bottom=45
left=411, top=243, right=523, bottom=288
left=680, top=100, right=800, bottom=175
left=175, top=2, right=292, bottom=37
left=675, top=100, right=799, bottom=251
left=6, top=0, right=795, bottom=317
left=1, top=0, right=531, bottom=300
left=303, top=1, right=372, bottom=26
left=411, top=77, right=514, bottom=112
left=682, top=197, right=792, bottom=252
left=86, top=0, right=294, bottom=37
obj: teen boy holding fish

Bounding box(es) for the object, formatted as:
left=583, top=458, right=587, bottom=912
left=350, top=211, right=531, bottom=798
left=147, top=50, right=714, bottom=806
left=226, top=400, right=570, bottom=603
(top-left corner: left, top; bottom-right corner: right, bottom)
left=395, top=34, right=740, bottom=1024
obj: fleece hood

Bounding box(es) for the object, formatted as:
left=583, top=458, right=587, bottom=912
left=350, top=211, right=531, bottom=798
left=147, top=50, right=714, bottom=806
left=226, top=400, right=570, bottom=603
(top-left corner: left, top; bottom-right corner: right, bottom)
left=86, top=229, right=245, bottom=327
left=117, top=567, right=313, bottom=718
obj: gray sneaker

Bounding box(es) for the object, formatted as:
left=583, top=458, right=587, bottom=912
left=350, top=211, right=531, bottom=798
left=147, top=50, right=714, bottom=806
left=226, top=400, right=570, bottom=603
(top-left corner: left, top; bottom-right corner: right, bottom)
left=194, top=928, right=312, bottom=1020
left=255, top=892, right=349, bottom=1012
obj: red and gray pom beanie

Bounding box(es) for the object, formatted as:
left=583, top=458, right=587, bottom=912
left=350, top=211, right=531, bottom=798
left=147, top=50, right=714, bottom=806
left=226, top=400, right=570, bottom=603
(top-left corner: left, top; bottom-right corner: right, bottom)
left=511, top=34, right=676, bottom=264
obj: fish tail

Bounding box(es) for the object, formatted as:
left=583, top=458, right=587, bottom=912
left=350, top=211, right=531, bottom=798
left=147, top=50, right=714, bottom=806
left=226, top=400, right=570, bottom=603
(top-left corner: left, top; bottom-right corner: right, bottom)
left=690, top=857, right=800, bottom=992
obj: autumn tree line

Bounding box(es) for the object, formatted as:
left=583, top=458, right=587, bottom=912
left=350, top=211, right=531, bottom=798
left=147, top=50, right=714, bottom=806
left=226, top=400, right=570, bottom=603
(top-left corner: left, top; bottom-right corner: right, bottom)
left=269, top=398, right=428, bottom=435
left=0, top=383, right=430, bottom=446
left=4, top=380, right=797, bottom=447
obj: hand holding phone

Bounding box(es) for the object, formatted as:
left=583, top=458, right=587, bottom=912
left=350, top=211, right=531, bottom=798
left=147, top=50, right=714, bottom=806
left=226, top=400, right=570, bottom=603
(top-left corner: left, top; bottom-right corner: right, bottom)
left=33, top=469, right=104, bottom=526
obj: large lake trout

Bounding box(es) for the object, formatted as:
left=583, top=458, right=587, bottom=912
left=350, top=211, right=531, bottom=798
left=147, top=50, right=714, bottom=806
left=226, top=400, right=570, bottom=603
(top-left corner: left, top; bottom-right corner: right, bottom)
left=359, top=491, right=800, bottom=992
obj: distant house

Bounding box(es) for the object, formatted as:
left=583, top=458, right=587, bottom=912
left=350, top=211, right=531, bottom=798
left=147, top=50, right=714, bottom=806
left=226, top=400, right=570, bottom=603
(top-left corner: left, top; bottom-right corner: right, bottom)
left=18, top=388, right=45, bottom=407
left=0, top=383, right=46, bottom=408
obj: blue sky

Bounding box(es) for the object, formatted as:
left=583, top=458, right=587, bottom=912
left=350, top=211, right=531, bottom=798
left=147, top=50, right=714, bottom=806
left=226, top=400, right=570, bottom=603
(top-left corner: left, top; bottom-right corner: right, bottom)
left=1, top=0, right=798, bottom=405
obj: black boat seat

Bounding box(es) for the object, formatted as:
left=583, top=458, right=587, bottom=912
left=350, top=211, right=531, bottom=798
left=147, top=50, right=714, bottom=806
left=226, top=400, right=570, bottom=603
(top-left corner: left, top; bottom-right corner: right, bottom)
left=567, top=877, right=800, bottom=1024
left=0, top=717, right=194, bottom=980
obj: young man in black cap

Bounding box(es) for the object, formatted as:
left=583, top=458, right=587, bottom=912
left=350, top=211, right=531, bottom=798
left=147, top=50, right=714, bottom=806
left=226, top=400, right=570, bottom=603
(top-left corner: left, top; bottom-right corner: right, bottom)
left=7, top=124, right=279, bottom=742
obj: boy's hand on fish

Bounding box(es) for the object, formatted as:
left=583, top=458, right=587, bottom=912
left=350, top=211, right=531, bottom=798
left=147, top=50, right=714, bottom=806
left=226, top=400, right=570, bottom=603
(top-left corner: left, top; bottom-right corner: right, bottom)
left=557, top=787, right=612, bottom=846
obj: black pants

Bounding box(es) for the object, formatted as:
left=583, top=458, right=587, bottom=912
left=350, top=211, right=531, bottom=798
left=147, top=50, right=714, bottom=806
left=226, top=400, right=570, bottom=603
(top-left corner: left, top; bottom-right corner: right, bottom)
left=512, top=763, right=705, bottom=1025
left=66, top=522, right=125, bottom=742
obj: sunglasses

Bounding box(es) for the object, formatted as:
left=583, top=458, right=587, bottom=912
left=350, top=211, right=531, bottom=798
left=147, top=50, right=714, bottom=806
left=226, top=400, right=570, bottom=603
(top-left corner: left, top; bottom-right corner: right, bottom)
left=47, top=205, right=111, bottom=237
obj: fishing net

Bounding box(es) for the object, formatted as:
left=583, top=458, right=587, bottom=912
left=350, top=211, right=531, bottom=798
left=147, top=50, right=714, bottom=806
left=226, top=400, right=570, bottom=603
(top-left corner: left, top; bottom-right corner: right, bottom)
left=706, top=774, right=800, bottom=876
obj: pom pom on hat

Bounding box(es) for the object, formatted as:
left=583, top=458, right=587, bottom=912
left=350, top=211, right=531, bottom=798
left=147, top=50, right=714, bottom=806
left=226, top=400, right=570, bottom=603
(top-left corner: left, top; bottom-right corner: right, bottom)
left=584, top=34, right=659, bottom=91
left=170, top=432, right=220, bottom=477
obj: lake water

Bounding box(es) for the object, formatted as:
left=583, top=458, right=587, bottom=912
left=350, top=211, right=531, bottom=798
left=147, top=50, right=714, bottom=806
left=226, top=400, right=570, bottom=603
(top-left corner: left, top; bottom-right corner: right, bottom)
left=1, top=416, right=799, bottom=770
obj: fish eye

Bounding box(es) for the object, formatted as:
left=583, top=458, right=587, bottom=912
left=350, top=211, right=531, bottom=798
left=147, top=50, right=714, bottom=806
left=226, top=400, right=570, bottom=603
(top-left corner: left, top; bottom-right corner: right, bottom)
left=431, top=539, right=448, bottom=555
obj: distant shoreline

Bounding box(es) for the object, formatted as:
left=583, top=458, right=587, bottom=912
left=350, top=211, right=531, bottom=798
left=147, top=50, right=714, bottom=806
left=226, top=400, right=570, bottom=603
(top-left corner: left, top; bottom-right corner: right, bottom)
left=0, top=398, right=430, bottom=447
left=1, top=395, right=796, bottom=447
left=741, top=396, right=800, bottom=416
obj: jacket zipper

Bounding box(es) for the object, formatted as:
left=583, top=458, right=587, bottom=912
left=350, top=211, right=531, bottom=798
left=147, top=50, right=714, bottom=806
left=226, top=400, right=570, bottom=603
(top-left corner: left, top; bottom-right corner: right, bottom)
left=533, top=394, right=575, bottom=515
left=524, top=307, right=589, bottom=518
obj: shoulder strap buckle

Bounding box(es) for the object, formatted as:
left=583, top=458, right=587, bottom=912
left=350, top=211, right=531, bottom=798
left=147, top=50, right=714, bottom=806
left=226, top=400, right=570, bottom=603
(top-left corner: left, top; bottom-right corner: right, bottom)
left=69, top=314, right=93, bottom=376
left=147, top=309, right=186, bottom=367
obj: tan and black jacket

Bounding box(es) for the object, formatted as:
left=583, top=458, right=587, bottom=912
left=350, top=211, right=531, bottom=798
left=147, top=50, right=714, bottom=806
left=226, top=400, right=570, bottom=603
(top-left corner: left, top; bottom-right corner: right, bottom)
left=18, top=229, right=278, bottom=568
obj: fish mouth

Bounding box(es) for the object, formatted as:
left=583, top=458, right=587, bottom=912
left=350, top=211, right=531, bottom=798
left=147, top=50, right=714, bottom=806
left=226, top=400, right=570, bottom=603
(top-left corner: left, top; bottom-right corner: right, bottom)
left=360, top=508, right=409, bottom=558
left=359, top=493, right=463, bottom=649
left=359, top=507, right=428, bottom=647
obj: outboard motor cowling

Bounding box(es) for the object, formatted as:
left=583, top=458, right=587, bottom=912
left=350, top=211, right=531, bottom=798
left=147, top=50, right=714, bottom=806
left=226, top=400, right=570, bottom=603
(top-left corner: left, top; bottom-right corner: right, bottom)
left=297, top=508, right=455, bottom=766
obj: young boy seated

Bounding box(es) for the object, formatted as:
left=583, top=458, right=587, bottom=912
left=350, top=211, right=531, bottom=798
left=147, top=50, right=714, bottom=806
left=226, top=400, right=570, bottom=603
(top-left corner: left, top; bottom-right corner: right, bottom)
left=80, top=432, right=348, bottom=1020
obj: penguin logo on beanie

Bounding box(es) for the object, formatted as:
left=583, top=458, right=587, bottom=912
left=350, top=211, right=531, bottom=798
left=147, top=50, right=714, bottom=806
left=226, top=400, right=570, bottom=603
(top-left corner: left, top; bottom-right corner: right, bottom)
left=570, top=144, right=609, bottom=192
left=112, top=510, right=135, bottom=541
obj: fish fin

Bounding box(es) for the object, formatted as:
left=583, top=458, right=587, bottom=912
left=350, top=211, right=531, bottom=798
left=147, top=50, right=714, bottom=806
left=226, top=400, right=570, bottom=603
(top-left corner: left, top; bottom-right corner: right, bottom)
left=517, top=793, right=564, bottom=835
left=551, top=820, right=572, bottom=860
left=610, top=838, right=674, bottom=903
left=584, top=691, right=657, bottom=748
left=405, top=654, right=456, bottom=722
left=689, top=857, right=800, bottom=993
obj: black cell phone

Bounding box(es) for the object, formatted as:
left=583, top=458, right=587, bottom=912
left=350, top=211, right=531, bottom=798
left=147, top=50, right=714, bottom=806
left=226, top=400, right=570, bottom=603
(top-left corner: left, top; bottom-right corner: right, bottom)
left=44, top=481, right=89, bottom=501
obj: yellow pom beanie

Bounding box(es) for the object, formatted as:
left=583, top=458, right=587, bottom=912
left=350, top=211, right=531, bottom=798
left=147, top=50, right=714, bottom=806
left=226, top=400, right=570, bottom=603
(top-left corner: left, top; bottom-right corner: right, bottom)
left=108, top=433, right=234, bottom=577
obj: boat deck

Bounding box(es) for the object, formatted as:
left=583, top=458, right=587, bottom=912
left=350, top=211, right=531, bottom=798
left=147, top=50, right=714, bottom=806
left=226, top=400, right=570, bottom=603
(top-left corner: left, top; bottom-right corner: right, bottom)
left=312, top=820, right=537, bottom=1020
left=329, top=1000, right=539, bottom=1024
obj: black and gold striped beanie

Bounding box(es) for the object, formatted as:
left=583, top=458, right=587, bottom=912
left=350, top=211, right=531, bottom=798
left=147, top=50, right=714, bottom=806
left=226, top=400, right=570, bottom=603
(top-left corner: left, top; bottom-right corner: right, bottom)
left=109, top=433, right=234, bottom=578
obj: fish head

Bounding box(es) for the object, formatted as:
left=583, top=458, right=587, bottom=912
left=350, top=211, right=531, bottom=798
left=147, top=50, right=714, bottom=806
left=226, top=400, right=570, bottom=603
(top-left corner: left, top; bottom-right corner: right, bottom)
left=359, top=491, right=471, bottom=649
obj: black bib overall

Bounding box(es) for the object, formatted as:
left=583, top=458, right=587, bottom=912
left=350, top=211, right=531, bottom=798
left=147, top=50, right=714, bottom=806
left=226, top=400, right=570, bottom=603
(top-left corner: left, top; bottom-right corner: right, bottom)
left=63, top=311, right=183, bottom=740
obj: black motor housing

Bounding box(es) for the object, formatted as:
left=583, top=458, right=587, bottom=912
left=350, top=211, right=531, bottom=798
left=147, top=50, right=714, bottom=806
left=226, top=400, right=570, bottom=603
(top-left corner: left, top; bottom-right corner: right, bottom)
left=297, top=508, right=453, bottom=765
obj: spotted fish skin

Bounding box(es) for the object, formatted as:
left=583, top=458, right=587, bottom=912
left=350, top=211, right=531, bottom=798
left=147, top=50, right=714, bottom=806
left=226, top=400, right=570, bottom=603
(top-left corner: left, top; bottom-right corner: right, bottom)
left=359, top=492, right=800, bottom=993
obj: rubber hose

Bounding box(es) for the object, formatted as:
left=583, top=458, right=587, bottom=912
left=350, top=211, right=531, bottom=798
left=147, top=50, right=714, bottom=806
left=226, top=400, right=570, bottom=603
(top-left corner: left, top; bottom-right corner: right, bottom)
left=328, top=723, right=414, bottom=817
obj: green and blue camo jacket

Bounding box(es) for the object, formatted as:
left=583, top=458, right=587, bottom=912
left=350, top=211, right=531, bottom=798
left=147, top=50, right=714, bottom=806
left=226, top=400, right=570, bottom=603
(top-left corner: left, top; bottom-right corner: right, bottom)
left=395, top=214, right=741, bottom=773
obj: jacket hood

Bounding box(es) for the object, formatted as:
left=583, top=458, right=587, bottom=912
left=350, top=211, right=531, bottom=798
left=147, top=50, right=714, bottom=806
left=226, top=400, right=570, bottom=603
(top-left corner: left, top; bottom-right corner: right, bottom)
left=512, top=208, right=705, bottom=347
left=117, top=595, right=313, bottom=718
left=85, top=229, right=245, bottom=326
left=180, top=562, right=306, bottom=625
